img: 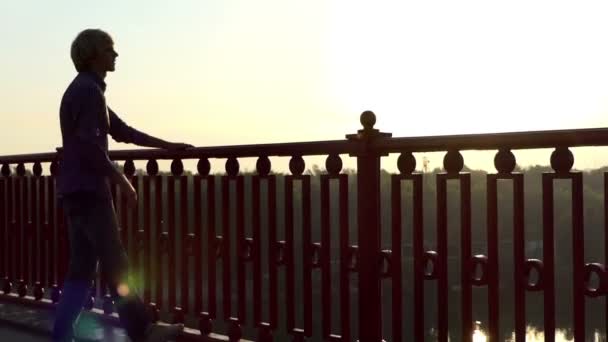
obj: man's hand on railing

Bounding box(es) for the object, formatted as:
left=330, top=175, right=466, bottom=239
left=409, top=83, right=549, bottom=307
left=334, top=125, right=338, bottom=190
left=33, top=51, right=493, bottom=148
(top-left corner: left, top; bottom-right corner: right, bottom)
left=164, top=142, right=194, bottom=150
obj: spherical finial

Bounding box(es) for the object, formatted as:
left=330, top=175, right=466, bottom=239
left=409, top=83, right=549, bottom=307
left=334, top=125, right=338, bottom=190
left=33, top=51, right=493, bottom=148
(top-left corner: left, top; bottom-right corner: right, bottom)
left=33, top=162, right=43, bottom=177
left=494, top=149, right=516, bottom=174
left=170, top=159, right=184, bottom=176
left=146, top=159, right=159, bottom=176
left=197, top=158, right=211, bottom=176
left=123, top=159, right=136, bottom=176
left=443, top=150, right=464, bottom=174
left=397, top=152, right=416, bottom=174
left=325, top=154, right=343, bottom=176
left=360, top=110, right=376, bottom=130
left=256, top=156, right=271, bottom=176
left=225, top=157, right=240, bottom=177
left=16, top=163, right=26, bottom=177
left=550, top=147, right=574, bottom=174
left=289, top=156, right=305, bottom=176
left=1, top=163, right=11, bottom=177
left=50, top=160, right=59, bottom=176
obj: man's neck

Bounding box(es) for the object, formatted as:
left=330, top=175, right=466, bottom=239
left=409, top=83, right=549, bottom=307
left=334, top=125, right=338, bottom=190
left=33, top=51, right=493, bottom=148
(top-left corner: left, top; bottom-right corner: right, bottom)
left=91, top=68, right=107, bottom=80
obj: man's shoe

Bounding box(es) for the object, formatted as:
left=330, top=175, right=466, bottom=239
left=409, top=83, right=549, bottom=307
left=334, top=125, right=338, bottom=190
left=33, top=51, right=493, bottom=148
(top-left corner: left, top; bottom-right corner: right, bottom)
left=143, top=323, right=184, bottom=342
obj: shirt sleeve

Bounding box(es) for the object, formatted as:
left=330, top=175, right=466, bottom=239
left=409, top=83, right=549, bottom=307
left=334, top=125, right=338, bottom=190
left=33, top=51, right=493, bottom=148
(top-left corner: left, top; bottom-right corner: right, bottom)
left=108, top=108, right=157, bottom=146
left=72, top=86, right=116, bottom=177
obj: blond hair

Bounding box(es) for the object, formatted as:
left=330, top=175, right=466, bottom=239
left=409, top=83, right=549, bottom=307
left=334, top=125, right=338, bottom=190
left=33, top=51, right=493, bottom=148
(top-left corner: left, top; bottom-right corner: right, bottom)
left=70, top=29, right=113, bottom=72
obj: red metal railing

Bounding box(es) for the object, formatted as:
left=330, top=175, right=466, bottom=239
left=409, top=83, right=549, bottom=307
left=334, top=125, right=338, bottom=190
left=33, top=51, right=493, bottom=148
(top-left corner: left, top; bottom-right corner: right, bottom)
left=2, top=111, right=608, bottom=341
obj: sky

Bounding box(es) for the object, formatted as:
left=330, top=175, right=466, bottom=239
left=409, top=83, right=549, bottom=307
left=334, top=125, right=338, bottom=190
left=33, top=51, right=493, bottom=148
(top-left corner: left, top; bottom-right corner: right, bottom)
left=2, top=0, right=608, bottom=173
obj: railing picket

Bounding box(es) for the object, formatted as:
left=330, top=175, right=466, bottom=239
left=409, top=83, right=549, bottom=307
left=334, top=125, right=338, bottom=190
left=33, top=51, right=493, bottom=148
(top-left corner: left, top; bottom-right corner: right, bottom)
left=252, top=175, right=262, bottom=324
left=15, top=176, right=23, bottom=290
left=8, top=176, right=14, bottom=287
left=267, top=175, right=278, bottom=329
left=192, top=174, right=203, bottom=315
left=131, top=175, right=140, bottom=278
left=412, top=174, right=424, bottom=342
left=39, top=176, right=47, bottom=289
left=57, top=193, right=67, bottom=289
left=206, top=175, right=217, bottom=319
left=0, top=177, right=5, bottom=287
left=221, top=176, right=232, bottom=321
left=142, top=175, right=152, bottom=303
left=460, top=174, right=472, bottom=342
left=542, top=173, right=556, bottom=342
left=153, top=176, right=163, bottom=309
left=487, top=174, right=500, bottom=341
left=180, top=174, right=190, bottom=318
left=338, top=174, right=350, bottom=342
left=285, top=176, right=295, bottom=333
left=605, top=172, right=608, bottom=339
left=390, top=175, right=402, bottom=342
left=167, top=175, right=177, bottom=310
left=31, top=173, right=39, bottom=292
left=513, top=174, right=526, bottom=341
left=22, top=172, right=31, bottom=289
left=572, top=172, right=585, bottom=341
left=236, top=175, right=246, bottom=322
left=302, top=175, right=312, bottom=336
left=47, top=173, right=56, bottom=290
left=436, top=173, right=448, bottom=342
left=320, top=174, right=331, bottom=338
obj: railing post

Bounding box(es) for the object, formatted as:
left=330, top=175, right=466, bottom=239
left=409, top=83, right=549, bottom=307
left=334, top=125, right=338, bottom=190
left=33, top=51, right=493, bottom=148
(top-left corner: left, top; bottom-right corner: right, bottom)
left=347, top=111, right=391, bottom=342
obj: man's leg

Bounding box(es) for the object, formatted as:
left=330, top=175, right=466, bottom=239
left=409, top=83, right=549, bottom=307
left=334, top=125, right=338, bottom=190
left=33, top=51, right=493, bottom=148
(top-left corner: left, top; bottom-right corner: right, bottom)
left=52, top=197, right=98, bottom=342
left=84, top=195, right=152, bottom=341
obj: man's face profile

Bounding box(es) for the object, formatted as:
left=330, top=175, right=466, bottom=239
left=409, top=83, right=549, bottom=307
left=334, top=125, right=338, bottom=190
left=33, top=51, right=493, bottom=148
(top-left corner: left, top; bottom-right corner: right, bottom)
left=91, top=39, right=118, bottom=73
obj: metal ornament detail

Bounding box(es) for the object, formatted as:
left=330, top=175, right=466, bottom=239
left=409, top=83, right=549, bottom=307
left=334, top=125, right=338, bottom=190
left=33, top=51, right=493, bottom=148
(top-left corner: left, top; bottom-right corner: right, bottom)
left=289, top=155, right=305, bottom=176
left=16, top=163, right=26, bottom=176
left=123, top=159, right=136, bottom=176
left=325, top=154, right=342, bottom=176
left=256, top=156, right=271, bottom=176
left=225, top=157, right=240, bottom=177
left=33, top=162, right=43, bottom=176
left=1, top=163, right=10, bottom=177
left=171, top=159, right=184, bottom=176
left=443, top=150, right=464, bottom=174
left=550, top=147, right=574, bottom=173
left=494, top=149, right=516, bottom=174
left=397, top=152, right=416, bottom=174
left=146, top=159, right=159, bottom=176
left=197, top=158, right=211, bottom=176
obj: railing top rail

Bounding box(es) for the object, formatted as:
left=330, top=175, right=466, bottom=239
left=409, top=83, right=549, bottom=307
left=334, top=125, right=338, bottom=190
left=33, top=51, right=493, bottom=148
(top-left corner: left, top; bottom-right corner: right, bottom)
left=2, top=126, right=608, bottom=165
left=0, top=139, right=356, bottom=164
left=373, top=127, right=608, bottom=153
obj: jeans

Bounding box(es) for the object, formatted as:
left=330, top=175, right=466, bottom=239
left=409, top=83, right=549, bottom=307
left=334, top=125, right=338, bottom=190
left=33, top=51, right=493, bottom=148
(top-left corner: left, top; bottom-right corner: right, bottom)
left=52, top=193, right=151, bottom=342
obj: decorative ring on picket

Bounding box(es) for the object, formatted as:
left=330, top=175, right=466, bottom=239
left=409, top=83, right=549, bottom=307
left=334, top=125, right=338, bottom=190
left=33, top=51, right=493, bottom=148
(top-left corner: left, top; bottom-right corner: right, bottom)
left=422, top=251, right=439, bottom=280
left=583, top=263, right=607, bottom=298
left=470, top=254, right=489, bottom=286
left=524, top=259, right=544, bottom=291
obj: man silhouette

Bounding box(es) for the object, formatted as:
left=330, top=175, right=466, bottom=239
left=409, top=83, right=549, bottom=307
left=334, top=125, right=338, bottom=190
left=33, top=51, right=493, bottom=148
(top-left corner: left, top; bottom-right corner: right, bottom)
left=53, top=29, right=190, bottom=342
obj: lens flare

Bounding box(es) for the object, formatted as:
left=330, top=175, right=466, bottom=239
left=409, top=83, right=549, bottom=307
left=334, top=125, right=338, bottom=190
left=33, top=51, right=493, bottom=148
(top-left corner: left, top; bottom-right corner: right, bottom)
left=117, top=283, right=130, bottom=297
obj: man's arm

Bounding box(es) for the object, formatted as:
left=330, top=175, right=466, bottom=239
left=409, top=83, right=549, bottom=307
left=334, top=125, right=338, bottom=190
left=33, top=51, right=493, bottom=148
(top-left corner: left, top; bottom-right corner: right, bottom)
left=108, top=108, right=192, bottom=149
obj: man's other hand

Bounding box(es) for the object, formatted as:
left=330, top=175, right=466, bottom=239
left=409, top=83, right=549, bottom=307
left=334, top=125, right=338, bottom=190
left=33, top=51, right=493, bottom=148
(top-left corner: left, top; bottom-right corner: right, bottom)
left=119, top=174, right=138, bottom=208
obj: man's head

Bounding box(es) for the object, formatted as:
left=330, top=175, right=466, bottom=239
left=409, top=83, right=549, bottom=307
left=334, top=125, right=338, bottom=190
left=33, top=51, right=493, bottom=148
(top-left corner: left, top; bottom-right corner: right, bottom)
left=70, top=29, right=118, bottom=74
